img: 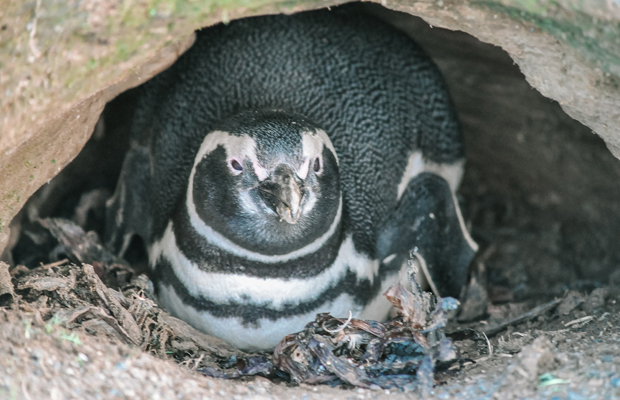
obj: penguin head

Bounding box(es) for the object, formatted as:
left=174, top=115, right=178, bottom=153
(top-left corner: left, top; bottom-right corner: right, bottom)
left=187, top=109, right=341, bottom=255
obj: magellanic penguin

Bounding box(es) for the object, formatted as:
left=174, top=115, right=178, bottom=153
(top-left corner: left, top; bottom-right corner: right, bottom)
left=105, top=7, right=478, bottom=351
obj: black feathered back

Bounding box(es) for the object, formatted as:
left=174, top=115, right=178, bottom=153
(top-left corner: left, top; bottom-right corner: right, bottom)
left=131, top=7, right=463, bottom=256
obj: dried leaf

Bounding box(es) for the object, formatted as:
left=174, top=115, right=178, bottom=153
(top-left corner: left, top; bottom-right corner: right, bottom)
left=271, top=266, right=462, bottom=390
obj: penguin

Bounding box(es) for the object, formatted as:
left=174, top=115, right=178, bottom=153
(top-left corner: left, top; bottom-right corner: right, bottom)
left=105, top=7, right=478, bottom=351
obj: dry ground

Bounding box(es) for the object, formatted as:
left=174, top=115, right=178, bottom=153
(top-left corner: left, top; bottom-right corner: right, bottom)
left=0, top=256, right=618, bottom=399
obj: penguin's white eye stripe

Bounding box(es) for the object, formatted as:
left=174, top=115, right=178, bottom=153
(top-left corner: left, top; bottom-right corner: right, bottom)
left=298, top=129, right=336, bottom=179
left=250, top=159, right=269, bottom=181
left=313, top=129, right=338, bottom=165
left=297, top=158, right=310, bottom=180
left=192, top=131, right=270, bottom=180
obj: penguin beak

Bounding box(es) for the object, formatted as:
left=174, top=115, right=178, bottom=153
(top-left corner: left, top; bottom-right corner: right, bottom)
left=258, top=164, right=302, bottom=224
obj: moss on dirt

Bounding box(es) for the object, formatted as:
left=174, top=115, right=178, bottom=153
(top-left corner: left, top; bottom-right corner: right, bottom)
left=479, top=1, right=620, bottom=75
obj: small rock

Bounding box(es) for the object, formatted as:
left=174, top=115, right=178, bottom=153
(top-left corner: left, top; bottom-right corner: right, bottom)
left=17, top=276, right=72, bottom=292
left=497, top=336, right=556, bottom=394
left=584, top=287, right=608, bottom=313
left=517, top=337, right=556, bottom=380
left=558, top=291, right=585, bottom=315
left=497, top=334, right=531, bottom=355
left=171, top=340, right=198, bottom=353
left=457, top=269, right=489, bottom=322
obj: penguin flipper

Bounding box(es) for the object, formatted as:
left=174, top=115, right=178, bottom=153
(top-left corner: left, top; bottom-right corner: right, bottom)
left=377, top=172, right=477, bottom=298
left=105, top=145, right=153, bottom=257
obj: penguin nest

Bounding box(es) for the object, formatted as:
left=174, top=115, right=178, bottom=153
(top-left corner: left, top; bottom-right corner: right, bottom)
left=1, top=217, right=462, bottom=391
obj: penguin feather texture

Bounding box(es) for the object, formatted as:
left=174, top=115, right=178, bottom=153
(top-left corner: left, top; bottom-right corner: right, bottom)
left=105, top=7, right=477, bottom=350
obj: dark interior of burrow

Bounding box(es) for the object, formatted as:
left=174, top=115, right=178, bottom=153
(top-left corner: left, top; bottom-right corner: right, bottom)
left=9, top=4, right=620, bottom=307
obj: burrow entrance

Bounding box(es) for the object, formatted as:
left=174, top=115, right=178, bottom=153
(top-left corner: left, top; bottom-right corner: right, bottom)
left=2, top=4, right=620, bottom=398
left=11, top=4, right=620, bottom=294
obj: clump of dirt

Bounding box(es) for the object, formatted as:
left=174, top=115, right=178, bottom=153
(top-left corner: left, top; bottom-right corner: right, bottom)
left=1, top=256, right=242, bottom=373
left=441, top=286, right=620, bottom=399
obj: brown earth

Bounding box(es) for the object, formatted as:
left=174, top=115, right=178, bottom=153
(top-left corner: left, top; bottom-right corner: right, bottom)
left=0, top=259, right=618, bottom=399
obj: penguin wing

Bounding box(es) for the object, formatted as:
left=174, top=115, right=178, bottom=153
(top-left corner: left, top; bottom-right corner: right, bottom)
left=376, top=172, right=477, bottom=298
left=105, top=145, right=153, bottom=257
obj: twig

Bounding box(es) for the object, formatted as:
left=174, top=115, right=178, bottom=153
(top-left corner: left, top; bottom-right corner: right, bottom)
left=21, top=379, right=33, bottom=400
left=483, top=298, right=562, bottom=336
left=545, top=329, right=569, bottom=335
left=482, top=332, right=493, bottom=356
left=39, top=259, right=69, bottom=269
left=598, top=312, right=610, bottom=321
left=323, top=310, right=353, bottom=333
left=192, top=353, right=205, bottom=370
left=564, top=315, right=594, bottom=327
left=28, top=0, right=42, bottom=62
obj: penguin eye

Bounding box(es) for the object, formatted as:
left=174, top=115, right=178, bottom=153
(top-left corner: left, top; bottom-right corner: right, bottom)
left=313, top=157, right=321, bottom=173
left=230, top=159, right=243, bottom=172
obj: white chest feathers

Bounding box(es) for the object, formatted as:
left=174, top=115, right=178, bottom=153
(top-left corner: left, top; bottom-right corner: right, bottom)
left=149, top=223, right=399, bottom=351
